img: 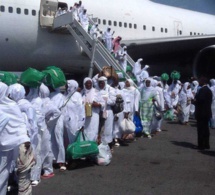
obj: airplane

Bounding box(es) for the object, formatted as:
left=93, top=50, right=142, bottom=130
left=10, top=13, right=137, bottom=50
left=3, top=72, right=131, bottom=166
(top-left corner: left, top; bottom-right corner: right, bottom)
left=0, top=0, right=215, bottom=81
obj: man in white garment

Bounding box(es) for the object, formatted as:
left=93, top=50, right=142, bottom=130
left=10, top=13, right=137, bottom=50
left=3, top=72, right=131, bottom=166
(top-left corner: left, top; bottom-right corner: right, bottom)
left=80, top=9, right=89, bottom=32
left=104, top=27, right=115, bottom=51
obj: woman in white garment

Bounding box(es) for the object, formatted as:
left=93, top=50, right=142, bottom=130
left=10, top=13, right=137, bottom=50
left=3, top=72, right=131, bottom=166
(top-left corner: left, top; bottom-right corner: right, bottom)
left=190, top=80, right=199, bottom=118
left=178, top=82, right=194, bottom=125
left=121, top=79, right=140, bottom=141
left=97, top=76, right=116, bottom=150
left=8, top=84, right=38, bottom=153
left=140, top=78, right=159, bottom=138
left=123, top=79, right=140, bottom=121
left=25, top=87, right=45, bottom=186
left=39, top=84, right=61, bottom=178
left=63, top=80, right=85, bottom=145
left=48, top=86, right=66, bottom=171
left=150, top=80, right=164, bottom=134
left=82, top=77, right=104, bottom=142
left=210, top=79, right=215, bottom=128
left=0, top=82, right=34, bottom=195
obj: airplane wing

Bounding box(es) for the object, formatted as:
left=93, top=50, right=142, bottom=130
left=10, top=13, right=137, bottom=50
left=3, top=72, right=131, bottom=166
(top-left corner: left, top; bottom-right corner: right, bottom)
left=123, top=35, right=215, bottom=80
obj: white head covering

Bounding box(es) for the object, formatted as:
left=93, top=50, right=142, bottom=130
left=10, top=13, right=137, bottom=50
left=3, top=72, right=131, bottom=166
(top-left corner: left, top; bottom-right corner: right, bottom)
left=39, top=83, right=50, bottom=99
left=83, top=77, right=93, bottom=91
left=125, top=79, right=136, bottom=91
left=151, top=79, right=158, bottom=88
left=67, top=80, right=79, bottom=95
left=0, top=82, right=29, bottom=151
left=210, top=79, right=215, bottom=86
left=98, top=76, right=107, bottom=90
left=7, top=83, right=26, bottom=102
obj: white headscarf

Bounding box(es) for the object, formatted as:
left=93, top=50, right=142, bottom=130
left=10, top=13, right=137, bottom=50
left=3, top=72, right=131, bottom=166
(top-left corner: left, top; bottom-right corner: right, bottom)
left=67, top=80, right=79, bottom=95
left=0, top=82, right=29, bottom=151
left=125, top=79, right=136, bottom=91
left=7, top=83, right=26, bottom=102
left=82, top=77, right=95, bottom=103
left=39, top=83, right=50, bottom=99
left=210, top=79, right=215, bottom=87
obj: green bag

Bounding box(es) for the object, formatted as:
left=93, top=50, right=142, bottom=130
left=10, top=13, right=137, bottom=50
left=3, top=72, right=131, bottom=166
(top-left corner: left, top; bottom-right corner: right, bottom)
left=0, top=71, right=18, bottom=86
left=43, top=66, right=66, bottom=89
left=20, top=68, right=45, bottom=88
left=66, top=130, right=99, bottom=160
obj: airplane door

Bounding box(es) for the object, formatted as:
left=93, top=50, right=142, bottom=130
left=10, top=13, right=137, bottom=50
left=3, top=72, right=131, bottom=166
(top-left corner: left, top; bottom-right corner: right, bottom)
left=40, top=0, right=58, bottom=27
left=174, top=21, right=183, bottom=36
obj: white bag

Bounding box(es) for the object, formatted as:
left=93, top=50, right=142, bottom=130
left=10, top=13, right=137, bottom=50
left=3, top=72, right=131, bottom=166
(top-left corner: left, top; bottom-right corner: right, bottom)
left=120, top=118, right=135, bottom=134
left=97, top=143, right=112, bottom=166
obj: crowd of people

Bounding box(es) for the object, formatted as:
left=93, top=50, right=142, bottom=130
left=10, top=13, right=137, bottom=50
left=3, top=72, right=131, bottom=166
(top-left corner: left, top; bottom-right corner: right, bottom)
left=0, top=62, right=214, bottom=195
left=0, top=2, right=214, bottom=195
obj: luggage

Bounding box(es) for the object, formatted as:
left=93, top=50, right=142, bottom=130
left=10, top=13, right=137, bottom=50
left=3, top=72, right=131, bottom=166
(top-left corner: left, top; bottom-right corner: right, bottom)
left=133, top=114, right=143, bottom=136
left=0, top=71, right=18, bottom=86
left=120, top=118, right=136, bottom=134
left=20, top=68, right=45, bottom=88
left=96, top=143, right=112, bottom=166
left=111, top=94, right=124, bottom=114
left=43, top=66, right=66, bottom=88
left=66, top=130, right=99, bottom=160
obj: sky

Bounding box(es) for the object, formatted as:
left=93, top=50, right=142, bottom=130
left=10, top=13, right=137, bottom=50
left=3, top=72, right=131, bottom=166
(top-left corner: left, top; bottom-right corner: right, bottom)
left=151, top=0, right=215, bottom=15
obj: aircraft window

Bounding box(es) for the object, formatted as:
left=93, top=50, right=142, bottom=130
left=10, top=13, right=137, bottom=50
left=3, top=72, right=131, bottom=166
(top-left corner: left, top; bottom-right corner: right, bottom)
left=143, top=25, right=146, bottom=30
left=194, top=32, right=196, bottom=35
left=165, top=28, right=168, bottom=33
left=190, top=32, right=192, bottom=35
left=108, top=20, right=112, bottom=26
left=119, top=22, right=122, bottom=27
left=17, top=8, right=21, bottom=14
left=129, top=23, right=132, bottom=28
left=198, top=33, right=200, bottom=35
left=161, top=28, right=163, bottom=32
left=32, top=10, right=36, bottom=16
left=179, top=30, right=182, bottom=35
left=103, top=19, right=106, bottom=25
left=124, top=23, right=127, bottom=28
left=152, top=26, right=155, bottom=31
left=98, top=19, right=101, bottom=24
left=24, top=9, right=28, bottom=15
left=0, top=5, right=5, bottom=12
left=114, top=21, right=117, bottom=26
left=8, top=7, right=13, bottom=13
left=134, top=24, right=137, bottom=29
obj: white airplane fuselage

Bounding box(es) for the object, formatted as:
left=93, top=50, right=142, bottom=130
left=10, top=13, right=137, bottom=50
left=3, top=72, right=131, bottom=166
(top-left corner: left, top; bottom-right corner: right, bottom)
left=0, top=0, right=215, bottom=75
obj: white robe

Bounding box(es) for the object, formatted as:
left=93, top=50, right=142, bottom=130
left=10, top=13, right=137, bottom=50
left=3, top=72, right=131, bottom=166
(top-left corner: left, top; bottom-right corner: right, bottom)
left=178, top=83, right=194, bottom=123
left=0, top=82, right=29, bottom=195
left=98, top=84, right=116, bottom=144
left=82, top=83, right=104, bottom=141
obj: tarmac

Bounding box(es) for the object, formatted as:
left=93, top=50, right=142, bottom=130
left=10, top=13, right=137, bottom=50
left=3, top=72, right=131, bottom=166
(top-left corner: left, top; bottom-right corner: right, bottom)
left=32, top=118, right=215, bottom=195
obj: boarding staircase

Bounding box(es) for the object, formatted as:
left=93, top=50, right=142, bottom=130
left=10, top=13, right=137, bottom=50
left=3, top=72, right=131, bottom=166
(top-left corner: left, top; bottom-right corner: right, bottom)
left=52, top=11, right=137, bottom=85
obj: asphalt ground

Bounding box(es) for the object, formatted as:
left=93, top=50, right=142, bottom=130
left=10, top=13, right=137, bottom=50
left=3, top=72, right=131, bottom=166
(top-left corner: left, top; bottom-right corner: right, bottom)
left=32, top=119, right=215, bottom=195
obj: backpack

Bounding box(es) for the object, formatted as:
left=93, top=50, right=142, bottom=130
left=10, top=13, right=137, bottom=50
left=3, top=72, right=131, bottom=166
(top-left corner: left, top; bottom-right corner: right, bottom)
left=111, top=95, right=124, bottom=114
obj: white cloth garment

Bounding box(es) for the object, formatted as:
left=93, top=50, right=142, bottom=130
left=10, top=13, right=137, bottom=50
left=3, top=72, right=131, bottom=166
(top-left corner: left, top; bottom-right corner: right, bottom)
left=132, top=58, right=143, bottom=84
left=49, top=88, right=65, bottom=164
left=39, top=84, right=61, bottom=175
left=82, top=78, right=104, bottom=141
left=8, top=84, right=38, bottom=151
left=62, top=80, right=85, bottom=144
left=104, top=27, right=114, bottom=51
left=122, top=79, right=140, bottom=120
left=0, top=82, right=29, bottom=195
left=178, top=82, right=194, bottom=123
left=210, top=79, right=215, bottom=128
left=97, top=77, right=116, bottom=144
